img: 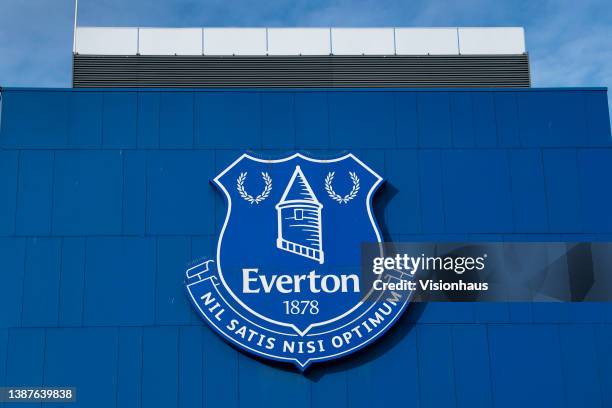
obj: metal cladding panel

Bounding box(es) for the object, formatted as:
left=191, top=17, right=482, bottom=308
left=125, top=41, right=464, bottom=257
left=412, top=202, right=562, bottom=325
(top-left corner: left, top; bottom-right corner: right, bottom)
left=330, top=28, right=395, bottom=55
left=73, top=26, right=527, bottom=57
left=459, top=27, right=526, bottom=55
left=267, top=28, right=331, bottom=55
left=73, top=54, right=531, bottom=88
left=138, top=28, right=203, bottom=55
left=0, top=88, right=610, bottom=407
left=203, top=28, right=267, bottom=55
left=395, top=28, right=459, bottom=55
left=75, top=27, right=138, bottom=55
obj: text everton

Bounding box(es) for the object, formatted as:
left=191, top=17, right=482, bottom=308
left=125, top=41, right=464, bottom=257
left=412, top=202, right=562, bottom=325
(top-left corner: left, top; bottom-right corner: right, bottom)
left=242, top=268, right=360, bottom=294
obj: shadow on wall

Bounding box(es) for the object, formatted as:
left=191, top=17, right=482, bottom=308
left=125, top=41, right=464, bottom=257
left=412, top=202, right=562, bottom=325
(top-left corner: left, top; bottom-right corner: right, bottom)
left=374, top=181, right=399, bottom=242
left=231, top=302, right=426, bottom=379
left=305, top=303, right=426, bottom=381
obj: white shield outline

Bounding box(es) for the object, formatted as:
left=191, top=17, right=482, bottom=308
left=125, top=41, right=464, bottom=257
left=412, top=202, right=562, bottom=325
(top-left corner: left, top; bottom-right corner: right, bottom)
left=213, top=152, right=383, bottom=336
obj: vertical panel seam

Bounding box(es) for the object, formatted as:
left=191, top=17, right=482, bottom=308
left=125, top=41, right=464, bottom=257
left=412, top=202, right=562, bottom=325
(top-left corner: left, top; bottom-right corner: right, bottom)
left=121, top=151, right=126, bottom=235
left=19, top=238, right=28, bottom=328
left=80, top=238, right=88, bottom=327
left=136, top=92, right=141, bottom=149
left=292, top=92, right=297, bottom=150
left=383, top=149, right=389, bottom=238
left=456, top=28, right=461, bottom=55
left=13, top=151, right=21, bottom=236
left=115, top=327, right=121, bottom=408
left=49, top=151, right=57, bottom=235
left=556, top=324, right=570, bottom=407
left=392, top=92, right=399, bottom=149
left=492, top=92, right=501, bottom=147
left=573, top=149, right=586, bottom=234
left=3, top=329, right=11, bottom=384
left=449, top=326, right=459, bottom=408
left=539, top=149, right=552, bottom=233
left=201, top=325, right=206, bottom=407
left=416, top=150, right=425, bottom=235
left=0, top=327, right=11, bottom=388
left=469, top=94, right=476, bottom=148
left=344, top=368, right=348, bottom=408
left=484, top=324, right=496, bottom=407
left=414, top=325, right=423, bottom=407
left=201, top=28, right=205, bottom=56
left=40, top=328, right=47, bottom=386
left=157, top=92, right=161, bottom=149
left=505, top=150, right=517, bottom=234
left=176, top=327, right=181, bottom=408
left=448, top=92, right=455, bottom=148
left=144, top=151, right=149, bottom=236
left=153, top=237, right=159, bottom=325
left=514, top=92, right=524, bottom=147
left=56, top=238, right=64, bottom=327
left=439, top=150, right=449, bottom=233
left=213, top=152, right=218, bottom=234
left=192, top=92, right=196, bottom=148
left=101, top=93, right=106, bottom=147
left=415, top=94, right=421, bottom=148
left=326, top=92, right=331, bottom=149
left=67, top=91, right=74, bottom=146
left=236, top=352, right=240, bottom=408
left=258, top=91, right=264, bottom=149
left=139, top=327, right=144, bottom=408
left=592, top=324, right=605, bottom=406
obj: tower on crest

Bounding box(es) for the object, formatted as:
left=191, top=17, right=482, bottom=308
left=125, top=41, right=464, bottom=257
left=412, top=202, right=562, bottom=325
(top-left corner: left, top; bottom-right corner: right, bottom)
left=275, top=166, right=324, bottom=264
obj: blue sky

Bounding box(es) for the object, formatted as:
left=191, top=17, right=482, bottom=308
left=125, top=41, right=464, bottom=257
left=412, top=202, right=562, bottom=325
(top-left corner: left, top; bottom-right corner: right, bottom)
left=0, top=0, right=610, bottom=92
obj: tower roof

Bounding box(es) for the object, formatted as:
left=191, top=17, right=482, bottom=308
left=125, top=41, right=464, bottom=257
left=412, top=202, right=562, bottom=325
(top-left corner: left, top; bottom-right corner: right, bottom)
left=277, top=166, right=322, bottom=208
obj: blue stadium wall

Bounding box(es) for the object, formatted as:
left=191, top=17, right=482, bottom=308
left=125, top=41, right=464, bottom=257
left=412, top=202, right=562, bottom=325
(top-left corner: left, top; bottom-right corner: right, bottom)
left=0, top=87, right=611, bottom=408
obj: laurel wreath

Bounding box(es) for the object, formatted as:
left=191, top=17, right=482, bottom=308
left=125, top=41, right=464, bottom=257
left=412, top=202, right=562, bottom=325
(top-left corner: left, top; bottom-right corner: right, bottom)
left=324, top=171, right=360, bottom=204
left=236, top=172, right=272, bottom=204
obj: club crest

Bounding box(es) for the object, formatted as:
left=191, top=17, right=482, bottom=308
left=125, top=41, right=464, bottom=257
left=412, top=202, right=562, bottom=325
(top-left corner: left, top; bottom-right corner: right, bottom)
left=185, top=153, right=411, bottom=370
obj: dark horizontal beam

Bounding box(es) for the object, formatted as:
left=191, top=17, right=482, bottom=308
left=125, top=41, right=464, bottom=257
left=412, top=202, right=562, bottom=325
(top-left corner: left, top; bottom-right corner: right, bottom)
left=73, top=54, right=530, bottom=88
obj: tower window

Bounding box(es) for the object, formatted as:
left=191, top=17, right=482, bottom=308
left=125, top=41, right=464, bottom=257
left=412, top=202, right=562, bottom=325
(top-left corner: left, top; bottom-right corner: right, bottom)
left=294, top=209, right=303, bottom=220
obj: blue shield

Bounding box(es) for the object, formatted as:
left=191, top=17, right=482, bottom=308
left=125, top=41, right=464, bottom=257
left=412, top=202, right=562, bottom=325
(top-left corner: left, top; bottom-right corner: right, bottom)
left=186, top=153, right=411, bottom=369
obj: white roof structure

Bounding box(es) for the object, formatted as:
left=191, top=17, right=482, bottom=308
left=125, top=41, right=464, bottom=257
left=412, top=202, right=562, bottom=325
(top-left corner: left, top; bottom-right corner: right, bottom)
left=73, top=27, right=526, bottom=56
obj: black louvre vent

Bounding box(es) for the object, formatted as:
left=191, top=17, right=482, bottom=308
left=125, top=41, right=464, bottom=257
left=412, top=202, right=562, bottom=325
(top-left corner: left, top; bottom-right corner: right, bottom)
left=73, top=54, right=530, bottom=88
